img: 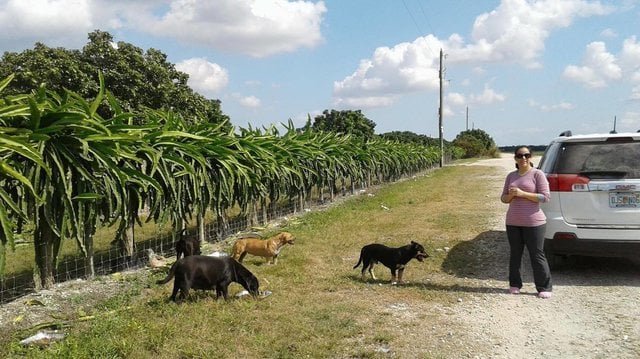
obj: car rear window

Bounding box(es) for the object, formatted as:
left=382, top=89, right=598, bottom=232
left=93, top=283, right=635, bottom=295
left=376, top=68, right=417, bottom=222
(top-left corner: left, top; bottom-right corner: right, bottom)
left=554, top=140, right=640, bottom=179
left=538, top=142, right=560, bottom=172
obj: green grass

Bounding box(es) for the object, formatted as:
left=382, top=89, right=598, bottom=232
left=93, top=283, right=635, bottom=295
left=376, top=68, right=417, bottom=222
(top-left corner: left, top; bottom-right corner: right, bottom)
left=2, top=163, right=506, bottom=358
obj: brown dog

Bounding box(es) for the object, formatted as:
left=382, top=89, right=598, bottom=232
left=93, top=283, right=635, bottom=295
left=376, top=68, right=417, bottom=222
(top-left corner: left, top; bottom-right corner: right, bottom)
left=231, top=232, right=295, bottom=264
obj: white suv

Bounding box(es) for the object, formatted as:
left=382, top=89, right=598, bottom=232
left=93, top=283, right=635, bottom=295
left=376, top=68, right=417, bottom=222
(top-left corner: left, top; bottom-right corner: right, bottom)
left=538, top=130, right=640, bottom=268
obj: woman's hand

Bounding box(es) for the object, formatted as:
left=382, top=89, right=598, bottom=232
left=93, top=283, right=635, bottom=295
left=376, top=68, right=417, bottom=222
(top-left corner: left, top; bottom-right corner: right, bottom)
left=509, top=187, right=523, bottom=197
left=502, top=188, right=516, bottom=203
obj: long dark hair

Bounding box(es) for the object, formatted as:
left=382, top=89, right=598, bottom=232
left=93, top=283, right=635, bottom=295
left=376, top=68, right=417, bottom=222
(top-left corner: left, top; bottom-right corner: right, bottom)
left=514, top=146, right=534, bottom=169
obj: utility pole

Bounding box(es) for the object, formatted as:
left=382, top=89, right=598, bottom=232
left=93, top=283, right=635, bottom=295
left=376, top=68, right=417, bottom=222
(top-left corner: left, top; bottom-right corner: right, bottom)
left=439, top=48, right=444, bottom=167
left=466, top=106, right=469, bottom=131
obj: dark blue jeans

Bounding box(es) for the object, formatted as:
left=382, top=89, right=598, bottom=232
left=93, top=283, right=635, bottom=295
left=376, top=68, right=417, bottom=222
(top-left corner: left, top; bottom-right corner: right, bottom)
left=506, top=224, right=552, bottom=292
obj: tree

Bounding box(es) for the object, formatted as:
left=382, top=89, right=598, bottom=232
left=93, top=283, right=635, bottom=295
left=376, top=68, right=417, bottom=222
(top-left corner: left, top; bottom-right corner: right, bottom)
left=380, top=131, right=440, bottom=147
left=0, top=43, right=94, bottom=97
left=311, top=109, right=376, bottom=139
left=452, top=129, right=499, bottom=158
left=0, top=30, right=230, bottom=127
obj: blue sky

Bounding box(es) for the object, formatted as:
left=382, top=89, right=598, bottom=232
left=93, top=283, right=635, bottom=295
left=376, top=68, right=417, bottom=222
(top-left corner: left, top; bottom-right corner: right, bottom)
left=1, top=0, right=639, bottom=145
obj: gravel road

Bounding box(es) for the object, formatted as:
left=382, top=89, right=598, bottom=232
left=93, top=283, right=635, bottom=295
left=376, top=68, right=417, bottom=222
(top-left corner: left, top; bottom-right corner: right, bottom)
left=454, top=155, right=640, bottom=358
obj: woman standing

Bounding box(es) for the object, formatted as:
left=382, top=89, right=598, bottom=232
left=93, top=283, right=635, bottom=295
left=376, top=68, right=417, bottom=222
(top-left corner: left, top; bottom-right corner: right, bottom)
left=500, top=146, right=553, bottom=298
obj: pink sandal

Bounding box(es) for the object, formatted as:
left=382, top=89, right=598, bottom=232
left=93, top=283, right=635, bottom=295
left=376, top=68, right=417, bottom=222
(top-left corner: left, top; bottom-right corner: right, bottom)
left=508, top=287, right=520, bottom=294
left=537, top=291, right=552, bottom=299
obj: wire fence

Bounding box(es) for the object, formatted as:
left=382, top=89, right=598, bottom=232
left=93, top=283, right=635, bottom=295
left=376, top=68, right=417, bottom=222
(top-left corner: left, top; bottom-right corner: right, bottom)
left=0, top=185, right=368, bottom=304
left=0, top=165, right=443, bottom=304
left=0, top=200, right=303, bottom=304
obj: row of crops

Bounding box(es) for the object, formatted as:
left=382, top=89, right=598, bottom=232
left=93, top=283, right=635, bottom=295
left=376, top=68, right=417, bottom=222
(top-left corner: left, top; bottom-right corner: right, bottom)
left=0, top=73, right=450, bottom=291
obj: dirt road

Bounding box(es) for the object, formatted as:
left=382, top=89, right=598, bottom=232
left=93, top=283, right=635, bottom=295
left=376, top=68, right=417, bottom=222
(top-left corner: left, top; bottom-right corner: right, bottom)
left=455, top=155, right=640, bottom=358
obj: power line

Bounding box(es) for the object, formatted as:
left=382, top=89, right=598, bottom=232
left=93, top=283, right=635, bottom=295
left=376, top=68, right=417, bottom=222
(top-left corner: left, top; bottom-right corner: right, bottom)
left=415, top=1, right=437, bottom=36
left=401, top=0, right=423, bottom=34
left=401, top=1, right=437, bottom=59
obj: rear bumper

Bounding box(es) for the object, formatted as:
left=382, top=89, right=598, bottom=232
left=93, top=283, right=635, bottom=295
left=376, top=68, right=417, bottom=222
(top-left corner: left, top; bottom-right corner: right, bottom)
left=545, top=237, right=640, bottom=258
left=544, top=215, right=640, bottom=258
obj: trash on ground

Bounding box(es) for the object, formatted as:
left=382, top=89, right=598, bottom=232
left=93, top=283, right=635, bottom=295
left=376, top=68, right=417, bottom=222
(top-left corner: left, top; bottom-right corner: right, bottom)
left=20, top=330, right=65, bottom=347
left=236, top=290, right=272, bottom=298
left=208, top=251, right=228, bottom=257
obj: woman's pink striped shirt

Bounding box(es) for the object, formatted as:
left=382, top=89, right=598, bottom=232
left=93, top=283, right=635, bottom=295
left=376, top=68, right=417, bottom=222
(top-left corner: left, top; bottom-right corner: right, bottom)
left=502, top=168, right=550, bottom=227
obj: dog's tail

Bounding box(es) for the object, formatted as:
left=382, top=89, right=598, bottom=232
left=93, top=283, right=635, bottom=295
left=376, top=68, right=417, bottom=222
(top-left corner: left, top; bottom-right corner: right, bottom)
left=156, top=260, right=178, bottom=285
left=353, top=251, right=363, bottom=269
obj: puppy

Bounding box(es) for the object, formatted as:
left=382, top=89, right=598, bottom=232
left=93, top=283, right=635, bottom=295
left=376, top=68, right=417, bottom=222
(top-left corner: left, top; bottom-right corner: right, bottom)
left=353, top=241, right=428, bottom=284
left=176, top=233, right=201, bottom=260
left=156, top=255, right=259, bottom=302
left=231, top=232, right=295, bottom=265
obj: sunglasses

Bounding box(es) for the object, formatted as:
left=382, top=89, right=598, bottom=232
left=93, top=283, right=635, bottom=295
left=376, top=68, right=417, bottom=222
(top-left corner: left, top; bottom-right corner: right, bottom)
left=515, top=153, right=532, bottom=159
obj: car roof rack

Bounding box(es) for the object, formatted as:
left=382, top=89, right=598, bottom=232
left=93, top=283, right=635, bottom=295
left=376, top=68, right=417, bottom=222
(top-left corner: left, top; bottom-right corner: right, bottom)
left=558, top=130, right=572, bottom=137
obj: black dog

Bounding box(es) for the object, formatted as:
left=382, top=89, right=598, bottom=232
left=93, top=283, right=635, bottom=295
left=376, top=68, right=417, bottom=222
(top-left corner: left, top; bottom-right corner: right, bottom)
left=353, top=241, right=428, bottom=284
left=156, top=256, right=259, bottom=302
left=175, top=233, right=201, bottom=260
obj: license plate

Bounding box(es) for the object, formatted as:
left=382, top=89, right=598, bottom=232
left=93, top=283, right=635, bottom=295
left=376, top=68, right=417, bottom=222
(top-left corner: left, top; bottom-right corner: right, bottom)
left=609, top=192, right=640, bottom=208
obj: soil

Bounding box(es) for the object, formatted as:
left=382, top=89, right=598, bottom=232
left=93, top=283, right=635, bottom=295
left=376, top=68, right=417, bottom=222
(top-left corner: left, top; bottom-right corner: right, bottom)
left=2, top=155, right=639, bottom=358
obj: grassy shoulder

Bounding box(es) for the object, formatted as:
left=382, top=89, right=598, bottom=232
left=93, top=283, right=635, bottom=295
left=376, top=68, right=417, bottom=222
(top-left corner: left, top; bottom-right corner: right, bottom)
left=3, top=164, right=506, bottom=358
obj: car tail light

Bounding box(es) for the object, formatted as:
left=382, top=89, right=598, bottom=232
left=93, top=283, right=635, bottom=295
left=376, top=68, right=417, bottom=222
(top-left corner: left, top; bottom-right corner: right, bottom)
left=553, top=232, right=577, bottom=240
left=546, top=174, right=590, bottom=192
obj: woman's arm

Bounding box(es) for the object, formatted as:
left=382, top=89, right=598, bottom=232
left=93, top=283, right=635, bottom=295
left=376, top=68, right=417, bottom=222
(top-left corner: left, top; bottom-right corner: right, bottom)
left=509, top=188, right=545, bottom=203
left=501, top=175, right=513, bottom=203
left=501, top=193, right=514, bottom=203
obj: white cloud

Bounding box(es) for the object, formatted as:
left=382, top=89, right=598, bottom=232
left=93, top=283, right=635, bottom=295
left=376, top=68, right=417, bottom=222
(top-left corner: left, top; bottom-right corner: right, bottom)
left=453, top=0, right=612, bottom=68
left=471, top=67, right=486, bottom=76
left=139, top=0, right=327, bottom=57
left=291, top=110, right=322, bottom=127
left=600, top=28, right=617, bottom=38
left=238, top=95, right=261, bottom=108
left=529, top=99, right=575, bottom=111
left=446, top=92, right=466, bottom=106
left=333, top=35, right=442, bottom=108
left=631, top=85, right=640, bottom=101
left=175, top=58, right=229, bottom=96
left=0, top=0, right=326, bottom=57
left=562, top=36, right=640, bottom=101
left=442, top=105, right=455, bottom=118
left=334, top=95, right=396, bottom=109
left=231, top=93, right=261, bottom=108
left=563, top=41, right=622, bottom=88
left=0, top=0, right=93, bottom=48
left=244, top=80, right=262, bottom=87
left=618, top=36, right=640, bottom=101
left=469, top=86, right=506, bottom=105
left=333, top=0, right=612, bottom=108
left=619, top=111, right=640, bottom=131
left=443, top=92, right=466, bottom=117
left=546, top=102, right=575, bottom=111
